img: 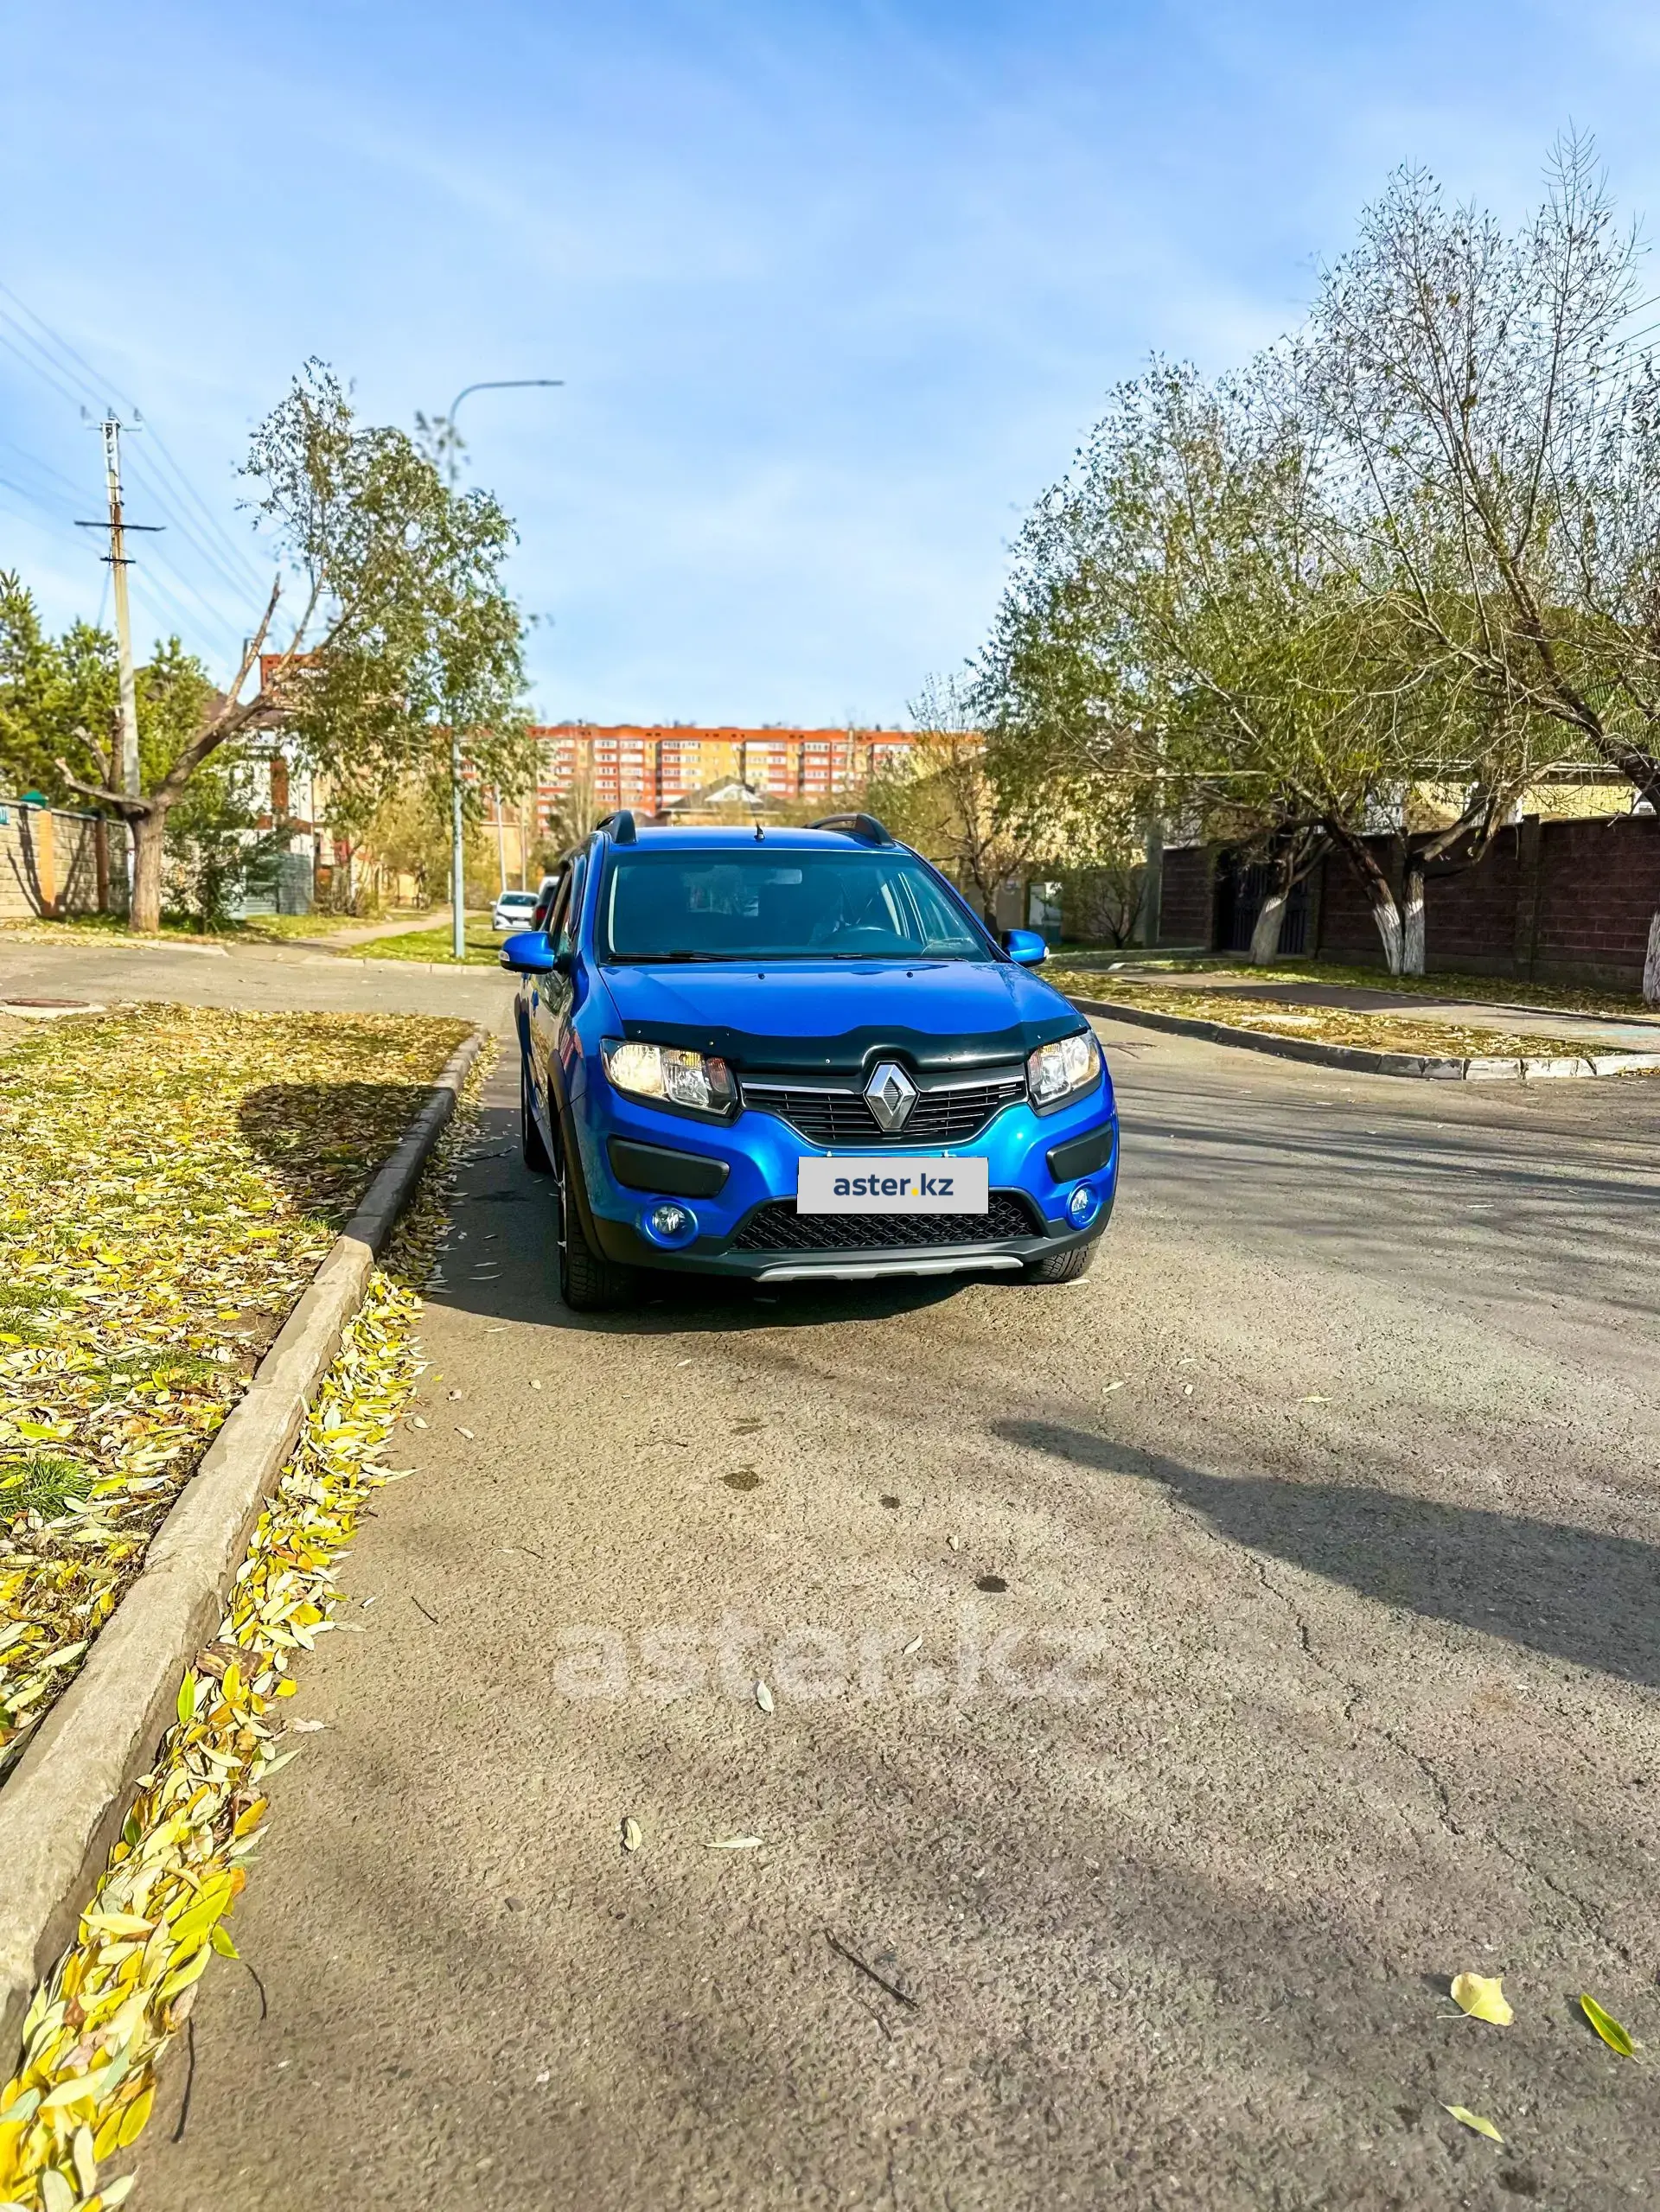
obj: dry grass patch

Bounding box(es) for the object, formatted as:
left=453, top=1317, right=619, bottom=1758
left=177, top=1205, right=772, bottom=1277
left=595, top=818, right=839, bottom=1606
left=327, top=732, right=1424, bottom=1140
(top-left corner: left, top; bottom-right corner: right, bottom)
left=0, top=1004, right=470, bottom=1780
left=0, top=1049, right=486, bottom=2212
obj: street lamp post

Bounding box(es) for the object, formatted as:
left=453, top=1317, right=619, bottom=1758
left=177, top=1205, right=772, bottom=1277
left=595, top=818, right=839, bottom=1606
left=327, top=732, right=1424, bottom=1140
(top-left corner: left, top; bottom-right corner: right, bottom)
left=440, top=378, right=562, bottom=960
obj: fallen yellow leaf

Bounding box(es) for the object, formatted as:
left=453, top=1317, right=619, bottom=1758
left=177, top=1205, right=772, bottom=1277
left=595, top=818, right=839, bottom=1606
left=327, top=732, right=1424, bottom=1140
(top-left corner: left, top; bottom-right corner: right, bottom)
left=0, top=1041, right=492, bottom=2210
left=1450, top=1972, right=1513, bottom=2025
left=1580, top=1993, right=1638, bottom=2056
left=1443, top=2104, right=1504, bottom=2143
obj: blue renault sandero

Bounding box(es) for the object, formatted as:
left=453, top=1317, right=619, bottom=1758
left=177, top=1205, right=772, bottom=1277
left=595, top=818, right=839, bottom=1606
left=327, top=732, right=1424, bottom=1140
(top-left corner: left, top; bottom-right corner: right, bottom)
left=499, top=812, right=1117, bottom=1310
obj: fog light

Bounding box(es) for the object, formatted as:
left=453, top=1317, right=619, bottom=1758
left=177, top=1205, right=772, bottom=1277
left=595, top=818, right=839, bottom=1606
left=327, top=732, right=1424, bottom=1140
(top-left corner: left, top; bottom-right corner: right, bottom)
left=1067, top=1183, right=1101, bottom=1227
left=644, top=1200, right=698, bottom=1247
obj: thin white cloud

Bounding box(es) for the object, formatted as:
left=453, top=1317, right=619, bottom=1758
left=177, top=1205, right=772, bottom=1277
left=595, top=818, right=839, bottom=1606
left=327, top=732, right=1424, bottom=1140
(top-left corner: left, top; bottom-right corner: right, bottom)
left=5, top=0, right=1660, bottom=717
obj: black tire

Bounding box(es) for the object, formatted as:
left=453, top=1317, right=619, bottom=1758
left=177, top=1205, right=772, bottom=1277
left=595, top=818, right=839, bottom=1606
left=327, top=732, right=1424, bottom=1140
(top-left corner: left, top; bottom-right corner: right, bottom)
left=1022, top=1238, right=1099, bottom=1285
left=520, top=1055, right=552, bottom=1175
left=558, top=1155, right=639, bottom=1313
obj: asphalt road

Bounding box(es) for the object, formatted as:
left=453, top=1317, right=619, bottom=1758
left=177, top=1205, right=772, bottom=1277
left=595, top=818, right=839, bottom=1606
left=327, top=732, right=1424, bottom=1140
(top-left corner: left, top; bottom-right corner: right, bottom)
left=28, top=943, right=1660, bottom=2210
left=0, top=933, right=514, bottom=1021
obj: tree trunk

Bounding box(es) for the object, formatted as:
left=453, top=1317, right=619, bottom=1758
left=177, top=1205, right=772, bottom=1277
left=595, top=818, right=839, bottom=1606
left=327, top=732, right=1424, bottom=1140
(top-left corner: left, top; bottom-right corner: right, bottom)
left=1644, top=912, right=1660, bottom=1009
left=1247, top=836, right=1320, bottom=965
left=1137, top=813, right=1164, bottom=947
left=1369, top=887, right=1405, bottom=973
left=1401, top=855, right=1427, bottom=977
left=1324, top=820, right=1407, bottom=976
left=1249, top=893, right=1287, bottom=963
left=129, top=808, right=168, bottom=934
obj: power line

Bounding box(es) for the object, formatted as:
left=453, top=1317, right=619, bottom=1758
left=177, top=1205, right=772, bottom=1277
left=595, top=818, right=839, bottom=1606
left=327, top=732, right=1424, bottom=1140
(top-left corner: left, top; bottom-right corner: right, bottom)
left=0, top=447, right=231, bottom=651
left=0, top=284, right=265, bottom=592
left=0, top=437, right=82, bottom=502
left=0, top=287, right=257, bottom=657
left=0, top=322, right=93, bottom=418
left=133, top=418, right=264, bottom=591
left=0, top=325, right=233, bottom=623
left=120, top=443, right=263, bottom=603
left=0, top=474, right=81, bottom=533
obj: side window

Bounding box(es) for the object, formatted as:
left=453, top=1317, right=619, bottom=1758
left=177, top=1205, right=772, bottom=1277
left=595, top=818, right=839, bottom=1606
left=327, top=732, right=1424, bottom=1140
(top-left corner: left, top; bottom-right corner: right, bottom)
left=533, top=870, right=565, bottom=932
left=554, top=855, right=587, bottom=959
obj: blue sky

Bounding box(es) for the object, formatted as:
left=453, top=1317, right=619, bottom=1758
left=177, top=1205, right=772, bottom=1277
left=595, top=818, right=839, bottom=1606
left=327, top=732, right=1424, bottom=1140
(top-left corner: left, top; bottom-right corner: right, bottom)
left=3, top=0, right=1660, bottom=724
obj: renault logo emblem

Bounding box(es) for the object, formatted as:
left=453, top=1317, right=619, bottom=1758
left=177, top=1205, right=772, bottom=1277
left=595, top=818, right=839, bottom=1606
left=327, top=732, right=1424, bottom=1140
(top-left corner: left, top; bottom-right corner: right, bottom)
left=864, top=1061, right=917, bottom=1134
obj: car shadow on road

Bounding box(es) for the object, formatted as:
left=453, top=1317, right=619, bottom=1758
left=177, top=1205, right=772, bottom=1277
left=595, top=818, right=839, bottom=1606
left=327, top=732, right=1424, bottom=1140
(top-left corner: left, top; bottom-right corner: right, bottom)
left=994, top=1417, right=1660, bottom=1692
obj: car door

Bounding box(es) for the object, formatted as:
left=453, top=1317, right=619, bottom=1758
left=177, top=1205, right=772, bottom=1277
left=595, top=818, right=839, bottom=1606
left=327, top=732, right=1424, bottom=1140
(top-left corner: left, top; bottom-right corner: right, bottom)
left=528, top=848, right=586, bottom=1125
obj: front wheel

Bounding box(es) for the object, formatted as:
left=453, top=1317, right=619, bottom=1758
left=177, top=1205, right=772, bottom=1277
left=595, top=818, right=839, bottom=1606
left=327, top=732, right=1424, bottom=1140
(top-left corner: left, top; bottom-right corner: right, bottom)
left=558, top=1158, right=640, bottom=1313
left=1021, top=1239, right=1098, bottom=1285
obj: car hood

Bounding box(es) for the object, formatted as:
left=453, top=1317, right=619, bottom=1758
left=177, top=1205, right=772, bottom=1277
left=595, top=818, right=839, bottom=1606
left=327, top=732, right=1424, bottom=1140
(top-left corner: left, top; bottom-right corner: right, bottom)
left=595, top=959, right=1080, bottom=1073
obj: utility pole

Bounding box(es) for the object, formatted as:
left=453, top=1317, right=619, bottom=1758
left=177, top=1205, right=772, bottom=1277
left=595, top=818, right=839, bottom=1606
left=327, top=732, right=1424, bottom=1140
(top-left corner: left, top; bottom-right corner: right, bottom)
left=77, top=417, right=161, bottom=905
left=102, top=421, right=141, bottom=806
left=492, top=786, right=509, bottom=896
left=447, top=728, right=463, bottom=954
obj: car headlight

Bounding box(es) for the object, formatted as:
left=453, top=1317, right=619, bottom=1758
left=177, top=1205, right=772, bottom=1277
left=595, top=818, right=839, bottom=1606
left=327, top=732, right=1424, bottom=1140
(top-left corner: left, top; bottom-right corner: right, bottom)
left=1026, top=1029, right=1101, bottom=1111
left=603, top=1038, right=736, bottom=1116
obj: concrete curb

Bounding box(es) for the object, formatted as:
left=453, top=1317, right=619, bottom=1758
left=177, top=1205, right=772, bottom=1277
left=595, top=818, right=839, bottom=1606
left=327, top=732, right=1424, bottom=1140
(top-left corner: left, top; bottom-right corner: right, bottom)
left=0, top=1025, right=488, bottom=2063
left=1069, top=996, right=1660, bottom=1081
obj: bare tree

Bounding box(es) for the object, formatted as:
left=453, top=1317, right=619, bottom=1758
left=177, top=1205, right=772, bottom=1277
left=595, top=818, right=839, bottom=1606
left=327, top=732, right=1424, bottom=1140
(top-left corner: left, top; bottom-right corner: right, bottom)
left=872, top=677, right=1033, bottom=928
left=1308, top=137, right=1660, bottom=806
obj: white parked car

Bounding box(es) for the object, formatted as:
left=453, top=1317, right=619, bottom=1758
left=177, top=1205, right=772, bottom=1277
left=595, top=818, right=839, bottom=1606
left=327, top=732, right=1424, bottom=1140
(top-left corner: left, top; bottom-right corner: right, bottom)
left=491, top=889, right=541, bottom=934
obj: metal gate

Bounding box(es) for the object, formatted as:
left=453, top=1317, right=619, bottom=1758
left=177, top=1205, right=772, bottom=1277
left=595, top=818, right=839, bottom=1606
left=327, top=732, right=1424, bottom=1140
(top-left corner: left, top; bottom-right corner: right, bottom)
left=1214, top=858, right=1308, bottom=956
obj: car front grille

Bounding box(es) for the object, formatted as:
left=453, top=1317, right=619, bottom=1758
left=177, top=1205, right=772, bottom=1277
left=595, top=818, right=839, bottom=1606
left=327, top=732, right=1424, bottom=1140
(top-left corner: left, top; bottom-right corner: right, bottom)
left=741, top=1074, right=1025, bottom=1147
left=731, top=1193, right=1038, bottom=1254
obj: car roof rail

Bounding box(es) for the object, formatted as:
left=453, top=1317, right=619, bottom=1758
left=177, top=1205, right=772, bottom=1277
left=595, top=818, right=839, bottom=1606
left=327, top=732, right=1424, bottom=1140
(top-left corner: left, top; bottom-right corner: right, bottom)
left=596, top=809, right=637, bottom=845
left=808, top=811, right=895, bottom=847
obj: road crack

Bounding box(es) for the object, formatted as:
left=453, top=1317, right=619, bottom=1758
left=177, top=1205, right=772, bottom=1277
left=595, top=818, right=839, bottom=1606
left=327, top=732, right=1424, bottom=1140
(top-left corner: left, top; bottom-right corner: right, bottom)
left=1162, top=1491, right=1465, bottom=1841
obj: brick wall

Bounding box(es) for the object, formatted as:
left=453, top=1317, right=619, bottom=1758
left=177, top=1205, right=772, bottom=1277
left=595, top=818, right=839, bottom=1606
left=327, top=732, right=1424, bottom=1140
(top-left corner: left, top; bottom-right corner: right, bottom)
left=1308, top=846, right=1388, bottom=960
left=1158, top=813, right=1660, bottom=987
left=0, top=801, right=115, bottom=921
left=1529, top=815, right=1659, bottom=984
left=1422, top=832, right=1523, bottom=972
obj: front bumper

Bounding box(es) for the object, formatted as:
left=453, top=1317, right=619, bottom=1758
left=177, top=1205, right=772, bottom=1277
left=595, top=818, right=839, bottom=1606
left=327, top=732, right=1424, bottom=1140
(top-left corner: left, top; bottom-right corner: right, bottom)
left=565, top=1076, right=1118, bottom=1282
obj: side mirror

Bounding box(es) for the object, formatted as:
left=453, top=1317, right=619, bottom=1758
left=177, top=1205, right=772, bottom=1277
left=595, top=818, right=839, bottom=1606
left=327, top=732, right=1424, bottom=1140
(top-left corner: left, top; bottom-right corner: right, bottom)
left=500, top=929, right=559, bottom=974
left=1002, top=928, right=1049, bottom=967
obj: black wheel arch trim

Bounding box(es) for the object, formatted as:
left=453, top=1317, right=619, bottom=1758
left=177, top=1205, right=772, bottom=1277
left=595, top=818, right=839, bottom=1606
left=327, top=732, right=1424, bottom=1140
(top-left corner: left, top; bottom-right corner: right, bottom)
left=529, top=1040, right=613, bottom=1265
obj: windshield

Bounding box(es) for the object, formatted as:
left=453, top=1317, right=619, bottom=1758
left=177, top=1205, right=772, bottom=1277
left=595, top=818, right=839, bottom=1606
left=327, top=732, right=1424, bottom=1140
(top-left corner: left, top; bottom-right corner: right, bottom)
left=600, top=848, right=991, bottom=963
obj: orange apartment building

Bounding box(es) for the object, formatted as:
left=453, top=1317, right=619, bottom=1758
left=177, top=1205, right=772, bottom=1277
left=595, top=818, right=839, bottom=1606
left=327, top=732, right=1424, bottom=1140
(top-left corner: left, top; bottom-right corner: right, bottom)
left=533, top=724, right=914, bottom=826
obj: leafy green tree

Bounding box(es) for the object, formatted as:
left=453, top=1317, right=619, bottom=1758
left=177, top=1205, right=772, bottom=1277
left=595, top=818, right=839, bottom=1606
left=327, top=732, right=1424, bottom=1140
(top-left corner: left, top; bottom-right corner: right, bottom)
left=54, top=361, right=533, bottom=933
left=0, top=573, right=118, bottom=798
left=0, top=579, right=272, bottom=930
left=162, top=755, right=292, bottom=930
left=978, top=355, right=1571, bottom=972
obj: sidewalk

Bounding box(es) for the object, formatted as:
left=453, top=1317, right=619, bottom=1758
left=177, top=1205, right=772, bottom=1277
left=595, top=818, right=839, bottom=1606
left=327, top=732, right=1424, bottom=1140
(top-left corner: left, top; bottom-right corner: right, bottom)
left=1087, top=964, right=1660, bottom=1053
left=278, top=908, right=450, bottom=950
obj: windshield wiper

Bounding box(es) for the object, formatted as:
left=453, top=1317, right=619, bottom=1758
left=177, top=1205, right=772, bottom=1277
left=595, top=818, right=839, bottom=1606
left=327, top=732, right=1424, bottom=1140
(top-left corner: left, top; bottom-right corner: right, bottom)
left=614, top=950, right=744, bottom=963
